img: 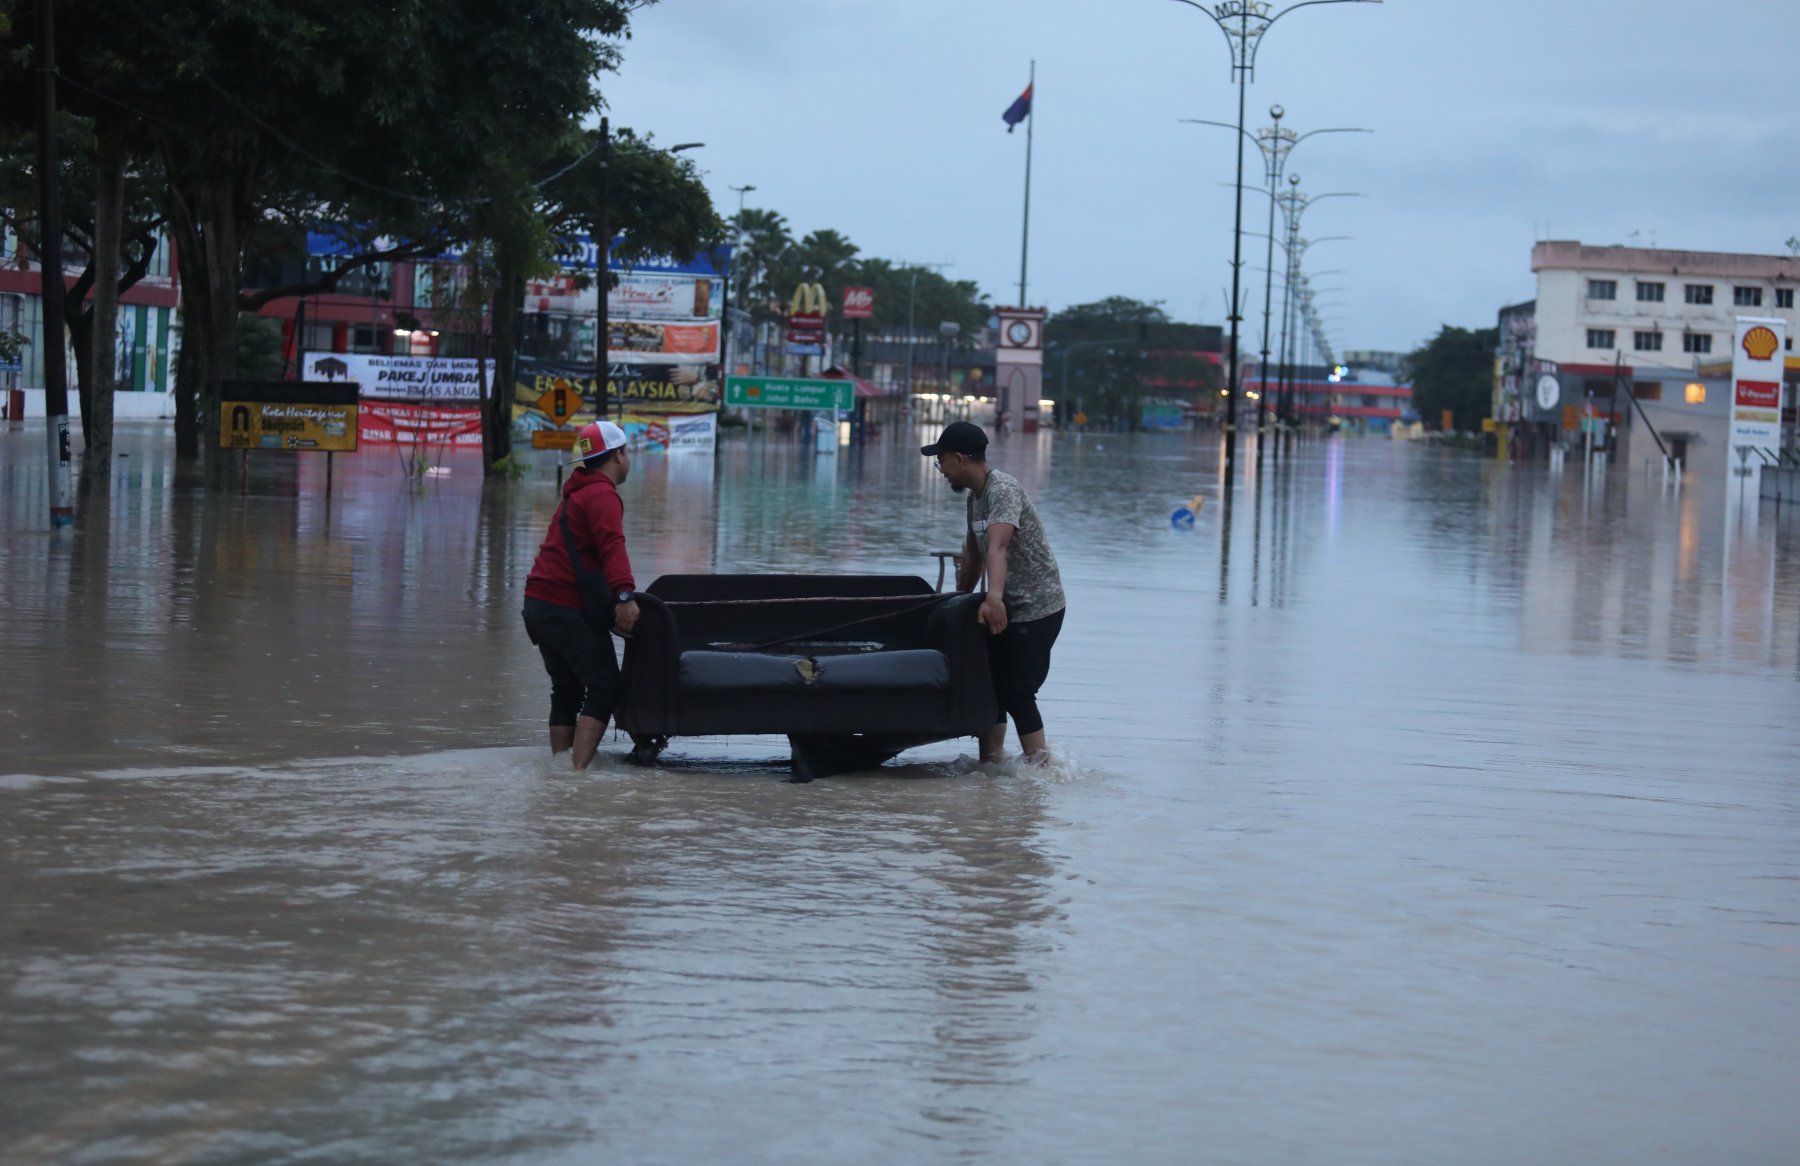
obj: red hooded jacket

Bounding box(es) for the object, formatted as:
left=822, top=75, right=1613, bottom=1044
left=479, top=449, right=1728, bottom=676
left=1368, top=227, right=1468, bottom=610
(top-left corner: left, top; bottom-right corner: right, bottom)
left=524, top=470, right=636, bottom=610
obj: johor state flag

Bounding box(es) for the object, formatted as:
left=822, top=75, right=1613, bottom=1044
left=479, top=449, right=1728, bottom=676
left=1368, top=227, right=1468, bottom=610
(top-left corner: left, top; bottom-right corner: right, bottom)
left=1002, top=83, right=1032, bottom=132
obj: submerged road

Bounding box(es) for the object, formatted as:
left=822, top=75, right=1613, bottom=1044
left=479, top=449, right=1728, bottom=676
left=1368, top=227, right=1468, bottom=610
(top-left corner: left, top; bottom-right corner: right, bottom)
left=2, top=423, right=1798, bottom=1163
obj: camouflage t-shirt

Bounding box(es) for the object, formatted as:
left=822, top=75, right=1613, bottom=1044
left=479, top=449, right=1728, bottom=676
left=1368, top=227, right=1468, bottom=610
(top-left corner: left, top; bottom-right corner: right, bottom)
left=967, top=469, right=1066, bottom=622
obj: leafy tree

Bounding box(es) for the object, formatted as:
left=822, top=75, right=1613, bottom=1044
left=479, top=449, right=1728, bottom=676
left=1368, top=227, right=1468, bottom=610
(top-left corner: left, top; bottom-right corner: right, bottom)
left=729, top=206, right=792, bottom=322
left=0, top=0, right=667, bottom=469
left=1407, top=324, right=1497, bottom=431
left=1043, top=298, right=1164, bottom=423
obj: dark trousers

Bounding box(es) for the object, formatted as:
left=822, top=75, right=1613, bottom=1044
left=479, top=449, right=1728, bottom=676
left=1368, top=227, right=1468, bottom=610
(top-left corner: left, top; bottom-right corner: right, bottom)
left=988, top=607, right=1064, bottom=736
left=521, top=597, right=622, bottom=727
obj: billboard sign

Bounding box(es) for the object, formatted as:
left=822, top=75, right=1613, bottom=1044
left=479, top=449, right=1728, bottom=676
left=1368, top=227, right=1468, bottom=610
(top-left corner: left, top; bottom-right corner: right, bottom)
left=305, top=352, right=486, bottom=402
left=1730, top=316, right=1786, bottom=470
left=842, top=286, right=874, bottom=319
left=219, top=381, right=359, bottom=452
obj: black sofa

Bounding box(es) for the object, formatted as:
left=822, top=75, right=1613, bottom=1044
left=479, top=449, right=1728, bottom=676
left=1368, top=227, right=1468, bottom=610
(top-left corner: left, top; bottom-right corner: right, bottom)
left=615, top=574, right=997, bottom=779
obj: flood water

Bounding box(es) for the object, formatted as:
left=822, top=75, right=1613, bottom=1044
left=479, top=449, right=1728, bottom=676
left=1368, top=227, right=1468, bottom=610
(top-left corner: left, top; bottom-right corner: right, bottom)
left=3, top=422, right=1798, bottom=1164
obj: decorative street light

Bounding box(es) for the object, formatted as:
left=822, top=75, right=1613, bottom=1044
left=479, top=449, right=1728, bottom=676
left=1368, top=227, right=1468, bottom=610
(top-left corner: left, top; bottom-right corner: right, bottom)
left=1166, top=0, right=1381, bottom=479
left=1272, top=173, right=1357, bottom=433
left=1180, top=110, right=1368, bottom=454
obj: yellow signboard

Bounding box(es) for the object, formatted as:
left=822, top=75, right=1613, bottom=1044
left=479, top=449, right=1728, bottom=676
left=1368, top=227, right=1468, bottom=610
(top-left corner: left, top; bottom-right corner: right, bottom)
left=536, top=380, right=581, bottom=425
left=221, top=401, right=358, bottom=452
left=531, top=430, right=578, bottom=450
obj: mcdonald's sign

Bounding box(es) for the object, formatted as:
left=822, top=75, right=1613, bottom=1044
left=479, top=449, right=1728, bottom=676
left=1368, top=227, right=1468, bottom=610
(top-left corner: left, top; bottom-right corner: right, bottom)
left=789, top=282, right=827, bottom=316
left=787, top=282, right=828, bottom=352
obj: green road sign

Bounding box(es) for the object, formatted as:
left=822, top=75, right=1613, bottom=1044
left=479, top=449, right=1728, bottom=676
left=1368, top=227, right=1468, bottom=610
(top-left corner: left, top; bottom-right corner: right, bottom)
left=725, top=375, right=854, bottom=412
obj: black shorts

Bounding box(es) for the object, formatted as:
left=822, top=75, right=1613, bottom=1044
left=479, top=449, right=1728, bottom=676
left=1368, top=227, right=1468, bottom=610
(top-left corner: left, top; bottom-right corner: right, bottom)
left=988, top=606, right=1064, bottom=731
left=521, top=597, right=622, bottom=726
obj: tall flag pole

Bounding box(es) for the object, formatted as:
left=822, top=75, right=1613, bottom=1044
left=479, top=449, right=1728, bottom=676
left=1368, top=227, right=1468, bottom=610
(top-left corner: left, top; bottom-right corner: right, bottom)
left=1003, top=64, right=1035, bottom=308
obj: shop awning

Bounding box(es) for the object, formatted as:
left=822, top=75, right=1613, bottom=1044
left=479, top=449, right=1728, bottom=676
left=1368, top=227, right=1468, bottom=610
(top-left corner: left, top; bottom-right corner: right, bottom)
left=820, top=367, right=886, bottom=398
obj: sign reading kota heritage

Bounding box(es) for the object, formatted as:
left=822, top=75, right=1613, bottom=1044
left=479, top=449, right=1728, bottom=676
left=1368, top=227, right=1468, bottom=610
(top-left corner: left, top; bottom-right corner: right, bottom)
left=219, top=381, right=359, bottom=452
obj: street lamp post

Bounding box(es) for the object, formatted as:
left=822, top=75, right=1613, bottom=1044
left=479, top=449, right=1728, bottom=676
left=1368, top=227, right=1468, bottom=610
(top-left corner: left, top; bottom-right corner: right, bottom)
left=1180, top=111, right=1369, bottom=457
left=1270, top=174, right=1356, bottom=435
left=898, top=259, right=952, bottom=406
left=592, top=125, right=703, bottom=419
left=1167, top=0, right=1380, bottom=480
left=724, top=183, right=755, bottom=378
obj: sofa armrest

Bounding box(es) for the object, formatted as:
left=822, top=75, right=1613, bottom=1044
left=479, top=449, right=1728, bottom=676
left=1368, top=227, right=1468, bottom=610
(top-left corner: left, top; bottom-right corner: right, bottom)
left=925, top=592, right=997, bottom=727
left=620, top=591, right=682, bottom=732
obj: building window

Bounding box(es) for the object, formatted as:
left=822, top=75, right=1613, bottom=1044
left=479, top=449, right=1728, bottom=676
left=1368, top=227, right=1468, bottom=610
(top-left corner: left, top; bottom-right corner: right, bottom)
left=1684, top=383, right=1706, bottom=405
left=1633, top=331, right=1662, bottom=352
left=350, top=326, right=383, bottom=354
left=1586, top=329, right=1616, bottom=349
left=1632, top=382, right=1663, bottom=401
left=300, top=321, right=336, bottom=354
left=1682, top=332, right=1712, bottom=354
left=1777, top=288, right=1794, bottom=309
left=1685, top=284, right=1713, bottom=305
left=1636, top=281, right=1665, bottom=303
left=1587, top=279, right=1617, bottom=301
left=1733, top=286, right=1763, bottom=307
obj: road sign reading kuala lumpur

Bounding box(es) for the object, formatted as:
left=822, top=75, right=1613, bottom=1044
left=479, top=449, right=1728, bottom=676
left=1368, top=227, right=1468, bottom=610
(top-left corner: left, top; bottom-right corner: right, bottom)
left=724, top=376, right=853, bottom=412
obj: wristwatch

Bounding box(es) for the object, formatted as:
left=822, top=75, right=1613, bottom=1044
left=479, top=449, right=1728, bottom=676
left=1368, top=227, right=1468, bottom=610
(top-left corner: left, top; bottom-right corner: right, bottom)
left=615, top=590, right=634, bottom=604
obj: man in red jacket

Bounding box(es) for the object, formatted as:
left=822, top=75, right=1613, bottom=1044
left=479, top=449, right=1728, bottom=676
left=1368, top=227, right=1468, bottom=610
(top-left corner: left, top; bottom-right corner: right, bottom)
left=522, top=420, right=641, bottom=769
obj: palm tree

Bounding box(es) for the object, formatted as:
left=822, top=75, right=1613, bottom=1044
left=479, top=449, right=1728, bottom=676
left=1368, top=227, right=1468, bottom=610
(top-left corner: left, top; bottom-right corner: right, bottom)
left=731, top=207, right=791, bottom=320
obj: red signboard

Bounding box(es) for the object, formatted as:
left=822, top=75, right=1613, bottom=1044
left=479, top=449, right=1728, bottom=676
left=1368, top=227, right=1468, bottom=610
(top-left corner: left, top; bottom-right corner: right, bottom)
left=787, top=311, right=826, bottom=346
left=842, top=287, right=874, bottom=319
left=1735, top=379, right=1779, bottom=408
left=359, top=400, right=485, bottom=446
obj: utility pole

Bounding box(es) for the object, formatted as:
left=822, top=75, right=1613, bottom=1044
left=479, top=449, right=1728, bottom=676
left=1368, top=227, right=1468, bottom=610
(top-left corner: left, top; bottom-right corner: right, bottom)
left=36, top=0, right=72, bottom=527
left=594, top=117, right=611, bottom=419
left=725, top=183, right=754, bottom=377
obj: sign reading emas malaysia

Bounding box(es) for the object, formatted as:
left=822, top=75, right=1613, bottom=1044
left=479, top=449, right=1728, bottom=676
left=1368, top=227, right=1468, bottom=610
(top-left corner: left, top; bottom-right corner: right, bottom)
left=1731, top=317, right=1787, bottom=468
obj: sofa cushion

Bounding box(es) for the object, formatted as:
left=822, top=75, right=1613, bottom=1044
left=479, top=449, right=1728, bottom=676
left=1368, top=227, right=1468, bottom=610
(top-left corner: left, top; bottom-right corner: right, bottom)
left=812, top=649, right=950, bottom=692
left=679, top=651, right=813, bottom=692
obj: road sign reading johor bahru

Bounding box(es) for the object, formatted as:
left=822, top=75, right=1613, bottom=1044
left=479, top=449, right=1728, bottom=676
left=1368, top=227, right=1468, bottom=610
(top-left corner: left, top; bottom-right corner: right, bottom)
left=725, top=376, right=853, bottom=412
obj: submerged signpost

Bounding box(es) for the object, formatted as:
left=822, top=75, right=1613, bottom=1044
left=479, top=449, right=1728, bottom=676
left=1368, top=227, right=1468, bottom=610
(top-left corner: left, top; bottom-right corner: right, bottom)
left=724, top=375, right=853, bottom=413
left=725, top=375, right=853, bottom=454
left=219, top=381, right=360, bottom=491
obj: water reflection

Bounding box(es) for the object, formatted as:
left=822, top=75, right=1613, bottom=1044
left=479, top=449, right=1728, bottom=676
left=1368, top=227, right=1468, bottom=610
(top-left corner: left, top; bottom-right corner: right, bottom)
left=0, top=750, right=1057, bottom=1163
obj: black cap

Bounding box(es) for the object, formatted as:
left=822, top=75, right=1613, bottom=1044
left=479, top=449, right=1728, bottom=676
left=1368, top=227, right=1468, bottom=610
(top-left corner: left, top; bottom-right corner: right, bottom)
left=920, top=421, right=988, bottom=458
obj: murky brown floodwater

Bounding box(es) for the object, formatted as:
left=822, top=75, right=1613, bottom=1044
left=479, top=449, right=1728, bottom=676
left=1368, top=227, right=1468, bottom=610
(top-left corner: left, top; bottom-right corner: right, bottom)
left=3, top=421, right=1798, bottom=1164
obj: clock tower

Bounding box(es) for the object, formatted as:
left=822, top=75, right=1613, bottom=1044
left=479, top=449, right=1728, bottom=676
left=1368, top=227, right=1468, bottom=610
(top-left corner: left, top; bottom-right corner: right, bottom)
left=994, top=306, right=1046, bottom=433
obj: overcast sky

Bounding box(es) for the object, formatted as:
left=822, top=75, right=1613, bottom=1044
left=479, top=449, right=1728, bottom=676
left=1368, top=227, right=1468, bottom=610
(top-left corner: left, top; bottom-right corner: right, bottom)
left=604, top=0, right=1800, bottom=355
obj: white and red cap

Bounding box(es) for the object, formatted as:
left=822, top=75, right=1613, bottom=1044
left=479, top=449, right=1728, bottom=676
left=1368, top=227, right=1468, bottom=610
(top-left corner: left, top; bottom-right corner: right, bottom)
left=572, top=420, right=629, bottom=464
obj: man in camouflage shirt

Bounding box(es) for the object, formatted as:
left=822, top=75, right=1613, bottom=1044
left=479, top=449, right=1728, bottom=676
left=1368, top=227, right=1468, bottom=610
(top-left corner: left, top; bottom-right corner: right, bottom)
left=922, top=421, right=1066, bottom=764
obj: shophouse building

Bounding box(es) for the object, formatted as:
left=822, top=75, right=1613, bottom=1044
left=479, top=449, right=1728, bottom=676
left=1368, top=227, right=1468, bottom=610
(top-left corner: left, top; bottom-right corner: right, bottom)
left=1505, top=241, right=1800, bottom=476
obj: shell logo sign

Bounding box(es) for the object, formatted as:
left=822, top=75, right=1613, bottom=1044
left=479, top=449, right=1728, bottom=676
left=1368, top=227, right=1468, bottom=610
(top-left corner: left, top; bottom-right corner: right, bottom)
left=1741, top=325, right=1780, bottom=361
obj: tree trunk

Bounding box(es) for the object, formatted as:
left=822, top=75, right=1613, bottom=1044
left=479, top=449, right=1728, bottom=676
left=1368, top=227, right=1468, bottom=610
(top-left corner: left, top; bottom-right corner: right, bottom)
left=484, top=265, right=521, bottom=473
left=166, top=190, right=205, bottom=459
left=163, top=146, right=248, bottom=467
left=85, top=127, right=126, bottom=465
left=68, top=309, right=93, bottom=446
